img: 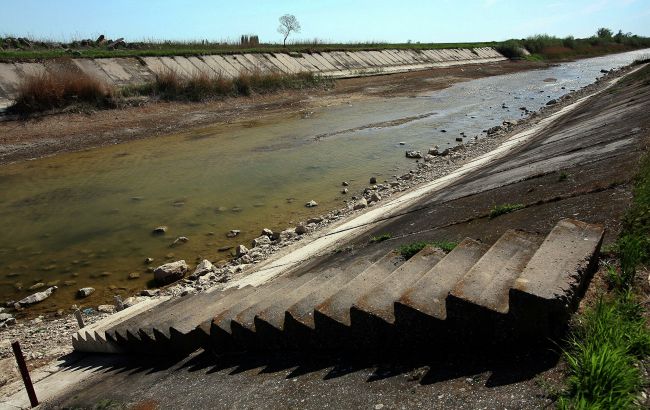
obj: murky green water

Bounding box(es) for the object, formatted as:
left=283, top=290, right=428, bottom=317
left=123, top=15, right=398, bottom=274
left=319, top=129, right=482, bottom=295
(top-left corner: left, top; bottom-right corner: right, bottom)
left=2, top=49, right=648, bottom=313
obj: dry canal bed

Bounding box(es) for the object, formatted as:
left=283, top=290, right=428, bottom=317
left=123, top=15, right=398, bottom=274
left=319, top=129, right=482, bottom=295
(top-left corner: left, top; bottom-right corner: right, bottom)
left=0, top=50, right=648, bottom=314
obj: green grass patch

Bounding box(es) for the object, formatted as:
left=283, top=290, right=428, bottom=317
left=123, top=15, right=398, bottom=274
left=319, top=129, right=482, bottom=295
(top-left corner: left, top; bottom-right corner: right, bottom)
left=558, top=171, right=569, bottom=182
left=559, top=150, right=650, bottom=408
left=558, top=293, right=650, bottom=409
left=397, top=240, right=457, bottom=259
left=489, top=203, right=525, bottom=219
left=370, top=233, right=392, bottom=243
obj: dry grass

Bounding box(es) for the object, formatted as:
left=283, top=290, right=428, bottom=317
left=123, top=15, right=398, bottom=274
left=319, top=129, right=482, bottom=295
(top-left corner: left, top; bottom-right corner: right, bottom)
left=132, top=68, right=328, bottom=101
left=10, top=69, right=114, bottom=114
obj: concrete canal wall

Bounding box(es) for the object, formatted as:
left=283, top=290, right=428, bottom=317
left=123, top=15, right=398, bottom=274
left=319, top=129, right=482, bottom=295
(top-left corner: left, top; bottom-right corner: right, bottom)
left=0, top=47, right=506, bottom=106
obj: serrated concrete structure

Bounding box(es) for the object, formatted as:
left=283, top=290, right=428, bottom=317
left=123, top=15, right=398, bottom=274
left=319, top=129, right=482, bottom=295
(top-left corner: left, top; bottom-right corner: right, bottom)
left=72, top=219, right=603, bottom=355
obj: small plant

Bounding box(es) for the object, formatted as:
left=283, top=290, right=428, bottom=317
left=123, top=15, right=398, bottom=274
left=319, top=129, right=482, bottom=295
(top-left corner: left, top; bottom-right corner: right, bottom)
left=397, top=240, right=457, bottom=259
left=558, top=171, right=568, bottom=182
left=370, top=233, right=392, bottom=243
left=488, top=203, right=525, bottom=218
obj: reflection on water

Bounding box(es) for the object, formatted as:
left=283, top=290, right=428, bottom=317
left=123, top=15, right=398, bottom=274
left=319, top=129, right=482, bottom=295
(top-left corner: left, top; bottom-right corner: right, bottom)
left=1, top=49, right=648, bottom=312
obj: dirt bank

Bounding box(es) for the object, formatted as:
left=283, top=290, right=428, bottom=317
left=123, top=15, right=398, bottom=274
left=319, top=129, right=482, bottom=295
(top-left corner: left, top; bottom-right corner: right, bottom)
left=0, top=60, right=546, bottom=165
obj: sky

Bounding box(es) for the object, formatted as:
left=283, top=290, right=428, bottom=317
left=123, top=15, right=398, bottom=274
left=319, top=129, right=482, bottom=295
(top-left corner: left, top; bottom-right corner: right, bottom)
left=2, top=0, right=649, bottom=44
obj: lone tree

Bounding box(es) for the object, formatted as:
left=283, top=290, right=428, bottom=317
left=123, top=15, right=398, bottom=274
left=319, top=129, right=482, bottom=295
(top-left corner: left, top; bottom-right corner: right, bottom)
left=277, top=14, right=301, bottom=46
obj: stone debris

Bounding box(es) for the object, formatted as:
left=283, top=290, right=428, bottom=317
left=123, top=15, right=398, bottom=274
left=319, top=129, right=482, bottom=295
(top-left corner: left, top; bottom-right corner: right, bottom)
left=235, top=245, right=249, bottom=257
left=76, top=287, right=95, bottom=298
left=153, top=260, right=188, bottom=285
left=405, top=150, right=423, bottom=159
left=17, top=286, right=57, bottom=307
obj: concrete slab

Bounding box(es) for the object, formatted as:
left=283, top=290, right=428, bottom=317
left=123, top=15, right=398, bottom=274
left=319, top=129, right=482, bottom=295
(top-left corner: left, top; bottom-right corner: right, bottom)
left=395, top=239, right=489, bottom=322
left=273, top=53, right=305, bottom=73
left=222, top=54, right=249, bottom=75
left=140, top=56, right=169, bottom=76
left=509, top=219, right=604, bottom=337
left=0, top=63, right=22, bottom=96
left=309, top=52, right=339, bottom=71
left=186, top=56, right=218, bottom=76
left=94, top=58, right=134, bottom=83
left=344, top=51, right=371, bottom=68
left=351, top=246, right=446, bottom=325
left=449, top=230, right=544, bottom=314
left=229, top=54, right=257, bottom=72
left=319, top=52, right=348, bottom=70
left=157, top=56, right=192, bottom=77
left=297, top=53, right=326, bottom=72
left=14, top=62, right=46, bottom=78
left=202, top=55, right=238, bottom=78
left=240, top=54, right=272, bottom=73
left=314, top=250, right=403, bottom=328
left=260, top=53, right=290, bottom=73
left=73, top=59, right=115, bottom=84
left=173, top=56, right=201, bottom=77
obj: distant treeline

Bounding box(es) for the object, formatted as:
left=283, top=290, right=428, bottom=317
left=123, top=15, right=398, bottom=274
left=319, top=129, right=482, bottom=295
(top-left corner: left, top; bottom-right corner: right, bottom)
left=496, top=28, right=650, bottom=60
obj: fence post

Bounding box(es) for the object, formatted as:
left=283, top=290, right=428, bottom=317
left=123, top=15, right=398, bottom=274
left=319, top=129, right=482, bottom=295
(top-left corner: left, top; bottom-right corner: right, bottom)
left=74, top=309, right=85, bottom=329
left=11, top=341, right=39, bottom=408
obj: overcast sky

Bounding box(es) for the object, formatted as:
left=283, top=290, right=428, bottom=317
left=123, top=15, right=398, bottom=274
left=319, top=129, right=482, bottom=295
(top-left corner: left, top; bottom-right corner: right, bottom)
left=2, top=0, right=649, bottom=43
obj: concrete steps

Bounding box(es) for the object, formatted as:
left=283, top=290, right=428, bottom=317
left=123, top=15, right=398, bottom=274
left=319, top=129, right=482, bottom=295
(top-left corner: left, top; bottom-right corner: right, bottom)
left=74, top=219, right=604, bottom=355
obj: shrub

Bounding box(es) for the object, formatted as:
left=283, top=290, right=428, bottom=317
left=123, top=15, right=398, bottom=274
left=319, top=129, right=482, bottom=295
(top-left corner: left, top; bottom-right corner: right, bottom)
left=10, top=69, right=113, bottom=114
left=488, top=203, right=525, bottom=218
left=496, top=40, right=525, bottom=59
left=370, top=233, right=392, bottom=243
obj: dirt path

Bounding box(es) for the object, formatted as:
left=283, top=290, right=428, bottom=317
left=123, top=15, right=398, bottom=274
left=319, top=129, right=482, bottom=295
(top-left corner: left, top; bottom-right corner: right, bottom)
left=0, top=60, right=545, bottom=165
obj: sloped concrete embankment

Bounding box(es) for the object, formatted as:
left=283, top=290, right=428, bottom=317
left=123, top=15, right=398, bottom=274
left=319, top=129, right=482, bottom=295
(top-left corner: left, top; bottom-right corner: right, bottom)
left=73, top=218, right=603, bottom=355
left=0, top=48, right=505, bottom=106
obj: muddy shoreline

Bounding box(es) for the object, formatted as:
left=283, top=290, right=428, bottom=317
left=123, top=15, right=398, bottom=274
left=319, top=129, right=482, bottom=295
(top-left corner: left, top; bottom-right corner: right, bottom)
left=0, top=60, right=548, bottom=166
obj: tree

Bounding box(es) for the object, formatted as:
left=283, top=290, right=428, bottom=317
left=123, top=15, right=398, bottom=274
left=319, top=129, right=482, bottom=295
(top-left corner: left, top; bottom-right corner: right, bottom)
left=597, top=27, right=613, bottom=39
left=277, top=14, right=301, bottom=46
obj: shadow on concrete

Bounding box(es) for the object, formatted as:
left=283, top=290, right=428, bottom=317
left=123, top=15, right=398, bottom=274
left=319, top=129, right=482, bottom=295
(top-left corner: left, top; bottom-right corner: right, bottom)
left=60, top=341, right=561, bottom=389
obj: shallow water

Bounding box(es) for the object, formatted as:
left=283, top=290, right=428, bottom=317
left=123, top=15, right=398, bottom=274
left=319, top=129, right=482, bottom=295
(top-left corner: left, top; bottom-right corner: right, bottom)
left=1, top=49, right=648, bottom=313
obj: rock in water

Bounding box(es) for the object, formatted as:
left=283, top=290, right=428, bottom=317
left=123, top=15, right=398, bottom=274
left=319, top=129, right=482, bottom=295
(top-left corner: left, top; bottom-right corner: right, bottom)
left=154, top=260, right=188, bottom=285
left=170, top=236, right=189, bottom=247
left=152, top=226, right=168, bottom=235
left=369, top=177, right=377, bottom=184
left=305, top=200, right=318, bottom=208
left=18, top=286, right=57, bottom=306
left=405, top=151, right=423, bottom=159
left=77, top=287, right=95, bottom=298
left=226, top=229, right=241, bottom=238
left=189, top=259, right=215, bottom=279
left=261, top=228, right=274, bottom=237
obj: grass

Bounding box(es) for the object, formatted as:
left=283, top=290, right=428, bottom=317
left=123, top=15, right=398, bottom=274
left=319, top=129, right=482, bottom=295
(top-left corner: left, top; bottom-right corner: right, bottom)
left=558, top=152, right=650, bottom=408
left=370, top=233, right=392, bottom=243
left=123, top=69, right=328, bottom=102
left=397, top=240, right=457, bottom=259
left=0, top=39, right=502, bottom=61
left=558, top=293, right=650, bottom=409
left=489, top=203, right=525, bottom=218
left=558, top=171, right=569, bottom=182
left=8, top=69, right=114, bottom=114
